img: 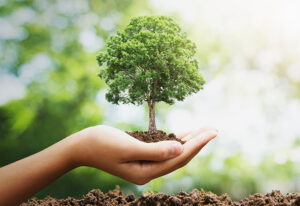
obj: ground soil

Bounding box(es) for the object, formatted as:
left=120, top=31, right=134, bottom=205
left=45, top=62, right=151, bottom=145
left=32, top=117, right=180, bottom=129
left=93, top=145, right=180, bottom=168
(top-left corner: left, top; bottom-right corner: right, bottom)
left=126, top=130, right=185, bottom=144
left=21, top=186, right=300, bottom=206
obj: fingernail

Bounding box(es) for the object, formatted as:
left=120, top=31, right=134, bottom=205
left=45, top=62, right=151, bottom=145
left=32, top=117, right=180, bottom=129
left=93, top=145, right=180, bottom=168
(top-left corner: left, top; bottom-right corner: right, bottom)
left=203, top=130, right=218, bottom=142
left=170, top=142, right=183, bottom=157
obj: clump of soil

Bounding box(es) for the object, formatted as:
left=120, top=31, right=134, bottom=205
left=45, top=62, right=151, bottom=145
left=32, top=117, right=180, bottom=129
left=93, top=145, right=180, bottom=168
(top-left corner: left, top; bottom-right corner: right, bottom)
left=126, top=130, right=185, bottom=144
left=22, top=186, right=300, bottom=206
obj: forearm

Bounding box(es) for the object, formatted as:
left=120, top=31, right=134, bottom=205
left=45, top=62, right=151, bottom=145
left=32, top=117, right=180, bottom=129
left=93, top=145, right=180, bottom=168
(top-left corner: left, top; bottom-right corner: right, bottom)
left=0, top=134, right=78, bottom=205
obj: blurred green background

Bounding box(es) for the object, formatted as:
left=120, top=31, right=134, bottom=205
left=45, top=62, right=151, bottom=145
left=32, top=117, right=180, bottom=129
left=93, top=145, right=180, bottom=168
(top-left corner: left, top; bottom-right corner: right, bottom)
left=0, top=0, right=299, bottom=201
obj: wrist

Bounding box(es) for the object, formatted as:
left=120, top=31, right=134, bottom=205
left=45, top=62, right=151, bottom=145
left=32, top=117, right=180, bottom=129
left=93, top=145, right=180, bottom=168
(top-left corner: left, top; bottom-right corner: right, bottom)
left=64, top=127, right=92, bottom=168
left=63, top=131, right=84, bottom=169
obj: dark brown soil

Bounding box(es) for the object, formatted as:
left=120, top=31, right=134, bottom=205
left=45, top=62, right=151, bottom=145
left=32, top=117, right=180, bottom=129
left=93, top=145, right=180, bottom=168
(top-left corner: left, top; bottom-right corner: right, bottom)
left=21, top=186, right=300, bottom=206
left=126, top=130, right=185, bottom=144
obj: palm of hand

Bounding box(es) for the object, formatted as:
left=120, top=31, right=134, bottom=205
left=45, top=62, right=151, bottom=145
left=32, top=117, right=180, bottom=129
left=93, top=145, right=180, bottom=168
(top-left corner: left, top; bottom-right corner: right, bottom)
left=77, top=125, right=218, bottom=185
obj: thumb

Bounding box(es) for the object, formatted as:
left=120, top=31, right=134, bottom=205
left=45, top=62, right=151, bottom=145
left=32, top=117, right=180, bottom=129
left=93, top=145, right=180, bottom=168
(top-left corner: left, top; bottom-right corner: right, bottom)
left=127, top=141, right=183, bottom=161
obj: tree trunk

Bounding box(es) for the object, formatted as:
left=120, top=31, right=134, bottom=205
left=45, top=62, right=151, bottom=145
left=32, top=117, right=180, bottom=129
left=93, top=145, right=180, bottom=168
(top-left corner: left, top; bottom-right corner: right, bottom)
left=148, top=101, right=157, bottom=134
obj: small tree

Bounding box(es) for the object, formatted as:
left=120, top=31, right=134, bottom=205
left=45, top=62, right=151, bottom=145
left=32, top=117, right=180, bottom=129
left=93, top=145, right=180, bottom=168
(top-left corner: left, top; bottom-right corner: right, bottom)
left=97, top=16, right=205, bottom=134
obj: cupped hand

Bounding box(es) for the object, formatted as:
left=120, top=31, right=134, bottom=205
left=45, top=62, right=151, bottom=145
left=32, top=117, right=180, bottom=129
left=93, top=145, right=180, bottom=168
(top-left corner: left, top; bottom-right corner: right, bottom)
left=71, top=125, right=218, bottom=185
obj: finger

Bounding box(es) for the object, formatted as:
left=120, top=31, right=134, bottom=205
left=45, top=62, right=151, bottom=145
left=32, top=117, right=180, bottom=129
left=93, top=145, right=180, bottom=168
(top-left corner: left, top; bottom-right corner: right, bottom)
left=125, top=140, right=184, bottom=162
left=175, top=126, right=215, bottom=139
left=182, top=127, right=218, bottom=141
left=176, top=131, right=193, bottom=139
left=176, top=127, right=212, bottom=139
left=156, top=130, right=217, bottom=177
left=119, top=130, right=217, bottom=184
left=179, top=130, right=218, bottom=166
left=144, top=130, right=218, bottom=178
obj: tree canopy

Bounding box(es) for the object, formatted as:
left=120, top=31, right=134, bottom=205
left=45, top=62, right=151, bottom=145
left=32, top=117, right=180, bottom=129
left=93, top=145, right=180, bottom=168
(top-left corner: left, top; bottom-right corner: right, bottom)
left=97, top=16, right=205, bottom=106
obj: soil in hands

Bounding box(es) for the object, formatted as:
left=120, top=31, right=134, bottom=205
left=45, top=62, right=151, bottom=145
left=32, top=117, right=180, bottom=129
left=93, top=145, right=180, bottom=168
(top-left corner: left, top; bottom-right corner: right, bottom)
left=126, top=130, right=185, bottom=144
left=21, top=186, right=300, bottom=206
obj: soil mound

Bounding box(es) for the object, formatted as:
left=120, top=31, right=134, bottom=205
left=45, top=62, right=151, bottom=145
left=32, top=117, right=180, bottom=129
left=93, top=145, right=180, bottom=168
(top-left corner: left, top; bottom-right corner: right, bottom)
left=126, top=130, right=185, bottom=144
left=21, top=186, right=300, bottom=206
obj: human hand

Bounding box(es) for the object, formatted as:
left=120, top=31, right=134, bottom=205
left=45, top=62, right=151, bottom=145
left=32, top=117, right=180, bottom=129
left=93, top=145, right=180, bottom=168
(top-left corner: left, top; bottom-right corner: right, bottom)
left=71, top=125, right=218, bottom=185
left=0, top=125, right=217, bottom=205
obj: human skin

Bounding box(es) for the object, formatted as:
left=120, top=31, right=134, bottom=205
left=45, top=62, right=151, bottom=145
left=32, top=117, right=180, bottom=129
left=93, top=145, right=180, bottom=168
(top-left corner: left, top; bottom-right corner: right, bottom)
left=0, top=125, right=218, bottom=205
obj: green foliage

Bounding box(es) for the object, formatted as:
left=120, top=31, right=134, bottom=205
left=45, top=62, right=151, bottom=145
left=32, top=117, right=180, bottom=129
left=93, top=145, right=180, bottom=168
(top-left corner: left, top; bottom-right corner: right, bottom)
left=97, top=16, right=205, bottom=105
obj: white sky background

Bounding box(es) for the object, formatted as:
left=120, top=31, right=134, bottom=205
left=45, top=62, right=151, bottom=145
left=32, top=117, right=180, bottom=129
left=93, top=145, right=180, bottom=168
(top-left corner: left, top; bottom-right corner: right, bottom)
left=146, top=0, right=300, bottom=171
left=144, top=0, right=300, bottom=194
